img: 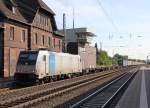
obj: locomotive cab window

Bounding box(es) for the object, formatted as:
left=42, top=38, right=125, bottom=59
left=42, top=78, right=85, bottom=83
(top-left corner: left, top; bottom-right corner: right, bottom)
left=18, top=51, right=38, bottom=65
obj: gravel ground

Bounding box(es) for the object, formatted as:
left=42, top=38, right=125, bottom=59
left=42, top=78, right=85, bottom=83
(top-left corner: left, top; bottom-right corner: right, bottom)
left=0, top=70, right=117, bottom=101
left=30, top=67, right=137, bottom=108
left=30, top=72, right=123, bottom=108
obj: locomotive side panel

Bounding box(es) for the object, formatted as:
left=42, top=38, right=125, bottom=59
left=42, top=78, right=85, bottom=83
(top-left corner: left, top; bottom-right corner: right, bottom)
left=49, top=52, right=56, bottom=75
left=55, top=53, right=62, bottom=75
left=61, top=54, right=71, bottom=74
left=36, top=51, right=49, bottom=79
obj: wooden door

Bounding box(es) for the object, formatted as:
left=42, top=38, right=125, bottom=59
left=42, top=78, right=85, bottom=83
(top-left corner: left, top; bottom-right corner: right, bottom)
left=9, top=48, right=18, bottom=76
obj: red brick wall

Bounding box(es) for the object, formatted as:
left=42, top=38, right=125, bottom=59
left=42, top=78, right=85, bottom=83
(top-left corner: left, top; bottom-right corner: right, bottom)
left=2, top=23, right=63, bottom=77
left=51, top=35, right=62, bottom=52
left=31, top=27, right=63, bottom=52
left=0, top=28, right=4, bottom=77
left=31, top=27, right=53, bottom=50
left=3, top=23, right=28, bottom=77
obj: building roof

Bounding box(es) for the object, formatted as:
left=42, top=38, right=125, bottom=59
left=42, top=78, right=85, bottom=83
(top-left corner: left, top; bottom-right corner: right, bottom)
left=74, top=28, right=96, bottom=37
left=0, top=0, right=55, bottom=24
left=76, top=32, right=96, bottom=37
left=38, top=0, right=55, bottom=15
left=0, top=0, right=28, bottom=23
left=54, top=31, right=64, bottom=38
left=16, top=0, right=55, bottom=23
left=59, top=27, right=96, bottom=37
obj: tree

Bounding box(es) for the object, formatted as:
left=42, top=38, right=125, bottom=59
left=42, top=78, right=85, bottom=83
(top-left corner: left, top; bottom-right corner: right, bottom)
left=113, top=53, right=128, bottom=65
left=95, top=43, right=98, bottom=64
left=97, top=50, right=113, bottom=66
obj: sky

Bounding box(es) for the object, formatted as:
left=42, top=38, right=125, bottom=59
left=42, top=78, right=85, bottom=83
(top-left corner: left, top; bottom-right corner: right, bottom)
left=44, top=0, right=150, bottom=60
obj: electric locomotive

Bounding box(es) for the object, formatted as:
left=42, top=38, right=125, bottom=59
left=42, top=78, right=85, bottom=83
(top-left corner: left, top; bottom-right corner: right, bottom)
left=14, top=50, right=82, bottom=84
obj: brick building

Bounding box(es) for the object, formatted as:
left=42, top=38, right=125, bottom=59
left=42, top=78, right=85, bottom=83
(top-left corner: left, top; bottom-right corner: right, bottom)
left=0, top=0, right=63, bottom=78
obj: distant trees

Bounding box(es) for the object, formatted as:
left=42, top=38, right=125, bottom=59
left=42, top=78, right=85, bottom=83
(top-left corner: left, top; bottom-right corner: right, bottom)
left=113, top=54, right=128, bottom=65
left=95, top=43, right=128, bottom=66
left=97, top=50, right=113, bottom=66
left=95, top=43, right=112, bottom=66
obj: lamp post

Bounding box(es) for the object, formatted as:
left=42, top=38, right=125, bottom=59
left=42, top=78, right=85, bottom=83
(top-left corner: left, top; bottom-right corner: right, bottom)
left=146, top=55, right=150, bottom=64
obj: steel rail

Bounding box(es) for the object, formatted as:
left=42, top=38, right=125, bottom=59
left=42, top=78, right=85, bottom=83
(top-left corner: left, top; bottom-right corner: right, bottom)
left=70, top=70, right=137, bottom=108
left=0, top=71, right=120, bottom=108
left=0, top=69, right=118, bottom=96
left=101, top=71, right=137, bottom=108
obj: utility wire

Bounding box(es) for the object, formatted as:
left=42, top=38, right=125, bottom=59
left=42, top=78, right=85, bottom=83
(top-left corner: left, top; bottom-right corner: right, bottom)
left=96, top=0, right=119, bottom=33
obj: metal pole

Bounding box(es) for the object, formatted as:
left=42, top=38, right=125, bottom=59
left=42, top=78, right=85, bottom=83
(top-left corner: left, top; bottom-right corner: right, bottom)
left=100, top=42, right=102, bottom=51
left=72, top=7, right=75, bottom=44
left=63, top=13, right=67, bottom=52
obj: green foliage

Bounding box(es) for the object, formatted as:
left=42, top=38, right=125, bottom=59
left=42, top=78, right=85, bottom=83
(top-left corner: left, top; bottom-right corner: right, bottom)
left=113, top=53, right=128, bottom=65
left=97, top=50, right=113, bottom=66
left=95, top=43, right=128, bottom=66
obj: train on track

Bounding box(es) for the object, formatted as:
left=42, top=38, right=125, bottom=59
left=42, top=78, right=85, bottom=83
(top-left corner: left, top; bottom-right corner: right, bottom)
left=14, top=49, right=144, bottom=85
left=14, top=50, right=96, bottom=84
left=117, top=59, right=145, bottom=66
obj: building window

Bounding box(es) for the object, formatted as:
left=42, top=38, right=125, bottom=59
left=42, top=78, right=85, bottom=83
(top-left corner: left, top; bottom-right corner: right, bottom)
left=44, top=17, right=46, bottom=26
left=53, top=38, right=55, bottom=48
left=10, top=27, right=14, bottom=40
left=42, top=35, right=44, bottom=45
left=48, top=18, right=50, bottom=26
left=46, top=17, right=48, bottom=26
left=21, top=30, right=26, bottom=42
left=41, top=15, right=44, bottom=25
left=34, top=33, right=38, bottom=45
left=59, top=40, right=61, bottom=49
left=38, top=13, right=50, bottom=26
left=37, top=14, right=40, bottom=23
left=48, top=37, right=51, bottom=47
left=40, top=14, right=42, bottom=24
left=12, top=7, right=16, bottom=14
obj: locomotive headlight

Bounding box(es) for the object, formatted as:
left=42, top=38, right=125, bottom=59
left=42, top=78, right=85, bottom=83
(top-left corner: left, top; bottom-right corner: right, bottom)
left=32, top=69, right=37, bottom=73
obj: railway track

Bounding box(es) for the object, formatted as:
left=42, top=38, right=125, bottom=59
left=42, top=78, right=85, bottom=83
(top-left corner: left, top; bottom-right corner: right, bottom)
left=0, top=70, right=119, bottom=100
left=0, top=70, right=123, bottom=108
left=70, top=71, right=137, bottom=108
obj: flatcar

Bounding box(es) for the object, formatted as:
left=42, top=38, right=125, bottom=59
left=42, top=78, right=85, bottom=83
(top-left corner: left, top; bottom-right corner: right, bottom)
left=14, top=50, right=82, bottom=84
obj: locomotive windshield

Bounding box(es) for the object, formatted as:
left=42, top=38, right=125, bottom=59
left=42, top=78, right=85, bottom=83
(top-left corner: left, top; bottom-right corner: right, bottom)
left=17, top=51, right=38, bottom=65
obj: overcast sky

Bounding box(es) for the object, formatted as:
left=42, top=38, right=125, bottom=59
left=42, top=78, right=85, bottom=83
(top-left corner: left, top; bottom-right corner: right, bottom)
left=44, top=0, right=150, bottom=60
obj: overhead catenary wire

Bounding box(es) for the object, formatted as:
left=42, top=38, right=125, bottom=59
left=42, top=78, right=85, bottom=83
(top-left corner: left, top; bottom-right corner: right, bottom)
left=55, top=0, right=137, bottom=41
left=96, top=0, right=119, bottom=33
left=96, top=0, right=142, bottom=41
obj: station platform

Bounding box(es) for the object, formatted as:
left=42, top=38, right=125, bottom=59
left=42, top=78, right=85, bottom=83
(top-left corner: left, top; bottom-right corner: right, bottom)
left=116, top=67, right=150, bottom=108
